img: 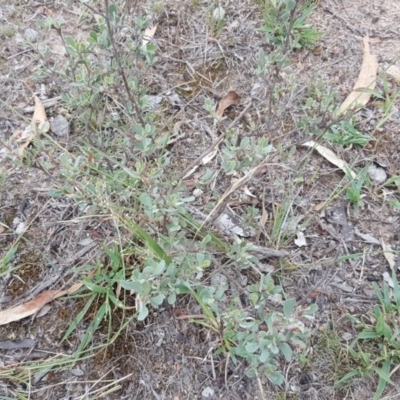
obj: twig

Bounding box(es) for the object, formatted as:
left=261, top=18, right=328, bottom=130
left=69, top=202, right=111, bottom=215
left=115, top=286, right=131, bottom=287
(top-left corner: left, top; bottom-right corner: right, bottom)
left=200, top=160, right=267, bottom=228
left=255, top=369, right=266, bottom=400
left=22, top=97, right=61, bottom=113
left=322, top=7, right=363, bottom=36
left=209, top=349, right=216, bottom=380
left=102, top=0, right=146, bottom=128
left=179, top=102, right=252, bottom=180
left=265, top=1, right=301, bottom=129
left=296, top=254, right=339, bottom=306
left=282, top=0, right=301, bottom=54
left=224, top=351, right=230, bottom=386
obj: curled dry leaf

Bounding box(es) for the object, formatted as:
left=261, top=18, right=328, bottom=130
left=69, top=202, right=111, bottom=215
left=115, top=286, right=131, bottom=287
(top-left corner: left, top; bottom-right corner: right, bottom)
left=339, top=37, right=378, bottom=113
left=380, top=237, right=396, bottom=271
left=294, top=231, right=307, bottom=247
left=217, top=213, right=247, bottom=237
left=11, top=128, right=34, bottom=158
left=256, top=206, right=269, bottom=241
left=243, top=186, right=257, bottom=198
left=216, top=91, right=239, bottom=117
left=142, top=25, right=157, bottom=47
left=31, top=95, right=49, bottom=134
left=203, top=162, right=266, bottom=227
left=303, top=140, right=356, bottom=179
left=201, top=147, right=219, bottom=165
left=9, top=96, right=49, bottom=157
left=0, top=282, right=83, bottom=326
left=354, top=227, right=379, bottom=245
left=383, top=271, right=394, bottom=288
left=182, top=137, right=223, bottom=179
left=181, top=146, right=219, bottom=180
left=386, top=64, right=400, bottom=83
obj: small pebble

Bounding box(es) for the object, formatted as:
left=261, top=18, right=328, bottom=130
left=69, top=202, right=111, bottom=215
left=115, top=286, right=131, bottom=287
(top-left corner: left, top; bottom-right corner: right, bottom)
left=70, top=368, right=85, bottom=377
left=342, top=332, right=353, bottom=341
left=50, top=115, right=70, bottom=138
left=368, top=163, right=387, bottom=185
left=211, top=273, right=228, bottom=288
left=193, top=188, right=203, bottom=197
left=147, top=95, right=163, bottom=109
left=213, top=6, right=225, bottom=21
left=15, top=221, right=26, bottom=234
left=202, top=386, right=214, bottom=399
left=24, top=28, right=38, bottom=42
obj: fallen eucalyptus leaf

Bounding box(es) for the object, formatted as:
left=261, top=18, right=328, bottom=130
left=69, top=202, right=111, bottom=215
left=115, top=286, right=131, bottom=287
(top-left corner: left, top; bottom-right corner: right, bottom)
left=354, top=227, right=379, bottom=245
left=339, top=37, right=378, bottom=113
left=31, top=96, right=49, bottom=134
left=0, top=282, right=83, bottom=326
left=216, top=91, right=239, bottom=117
left=380, top=237, right=396, bottom=271
left=383, top=271, right=394, bottom=288
left=303, top=140, right=356, bottom=179
left=142, top=25, right=157, bottom=47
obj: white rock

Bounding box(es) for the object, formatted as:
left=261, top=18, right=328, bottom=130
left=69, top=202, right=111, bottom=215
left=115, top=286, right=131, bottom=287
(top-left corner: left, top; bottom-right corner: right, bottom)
left=202, top=386, right=214, bottom=398
left=294, top=231, right=307, bottom=247
left=193, top=188, right=203, bottom=197
left=15, top=222, right=26, bottom=234
left=342, top=332, right=353, bottom=341
left=211, top=273, right=228, bottom=288
left=24, top=28, right=38, bottom=42
left=50, top=115, right=70, bottom=137
left=12, top=217, right=20, bottom=227
left=368, top=164, right=387, bottom=184
left=147, top=95, right=163, bottom=109
left=213, top=7, right=225, bottom=21
left=70, top=367, right=85, bottom=377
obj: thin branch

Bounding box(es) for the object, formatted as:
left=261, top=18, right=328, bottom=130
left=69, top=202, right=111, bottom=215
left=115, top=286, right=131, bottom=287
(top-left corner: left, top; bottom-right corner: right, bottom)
left=282, top=0, right=301, bottom=54
left=103, top=0, right=146, bottom=128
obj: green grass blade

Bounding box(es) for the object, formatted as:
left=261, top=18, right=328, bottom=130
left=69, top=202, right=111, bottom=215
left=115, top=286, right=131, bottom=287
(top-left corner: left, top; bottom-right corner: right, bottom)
left=61, top=294, right=96, bottom=342
left=373, top=360, right=393, bottom=400
left=76, top=301, right=108, bottom=356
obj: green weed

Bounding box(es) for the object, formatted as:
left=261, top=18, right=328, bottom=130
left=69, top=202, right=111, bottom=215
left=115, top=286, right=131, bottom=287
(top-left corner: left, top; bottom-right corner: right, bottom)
left=192, top=273, right=317, bottom=384
left=207, top=3, right=227, bottom=37
left=339, top=272, right=400, bottom=399
left=345, top=167, right=370, bottom=214
left=257, top=0, right=322, bottom=51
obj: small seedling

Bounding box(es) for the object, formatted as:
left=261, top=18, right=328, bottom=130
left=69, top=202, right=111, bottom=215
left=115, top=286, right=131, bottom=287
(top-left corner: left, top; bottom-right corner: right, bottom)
left=345, top=167, right=369, bottom=214
left=192, top=273, right=317, bottom=384
left=207, top=4, right=226, bottom=37
left=323, top=119, right=371, bottom=147
left=257, top=0, right=322, bottom=51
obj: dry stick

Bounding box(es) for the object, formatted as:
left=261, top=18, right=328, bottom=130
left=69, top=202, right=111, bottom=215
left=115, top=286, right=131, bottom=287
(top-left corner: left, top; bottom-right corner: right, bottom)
left=322, top=7, right=363, bottom=36
left=296, top=254, right=339, bottom=306
left=263, top=1, right=301, bottom=130
left=179, top=102, right=253, bottom=180
left=255, top=370, right=267, bottom=400
left=282, top=0, right=301, bottom=54
left=224, top=352, right=230, bottom=387
left=102, top=0, right=146, bottom=128
left=201, top=161, right=268, bottom=229
left=22, top=97, right=61, bottom=113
